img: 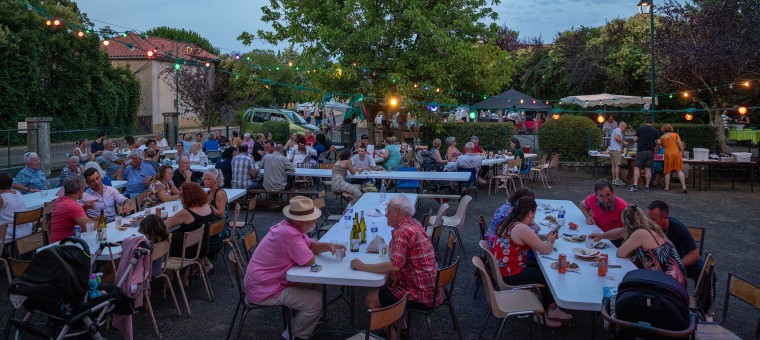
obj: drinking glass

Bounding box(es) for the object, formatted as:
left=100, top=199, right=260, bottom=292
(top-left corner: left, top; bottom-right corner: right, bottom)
left=331, top=240, right=343, bottom=262
left=85, top=222, right=94, bottom=233
left=115, top=216, right=124, bottom=230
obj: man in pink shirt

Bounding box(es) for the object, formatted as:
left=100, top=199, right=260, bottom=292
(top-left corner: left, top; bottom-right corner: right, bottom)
left=580, top=179, right=628, bottom=245
left=49, top=176, right=94, bottom=243
left=244, top=196, right=344, bottom=340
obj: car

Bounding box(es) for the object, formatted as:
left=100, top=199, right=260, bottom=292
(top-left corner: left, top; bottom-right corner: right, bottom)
left=241, top=108, right=320, bottom=135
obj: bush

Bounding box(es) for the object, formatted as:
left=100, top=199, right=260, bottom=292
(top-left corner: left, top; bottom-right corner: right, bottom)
left=262, top=121, right=290, bottom=144
left=652, top=123, right=718, bottom=153
left=420, top=123, right=514, bottom=152
left=538, top=115, right=602, bottom=161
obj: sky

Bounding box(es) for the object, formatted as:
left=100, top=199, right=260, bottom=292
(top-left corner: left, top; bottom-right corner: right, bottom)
left=74, top=0, right=641, bottom=55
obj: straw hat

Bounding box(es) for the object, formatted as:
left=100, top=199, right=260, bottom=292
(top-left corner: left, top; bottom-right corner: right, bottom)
left=283, top=196, right=322, bottom=221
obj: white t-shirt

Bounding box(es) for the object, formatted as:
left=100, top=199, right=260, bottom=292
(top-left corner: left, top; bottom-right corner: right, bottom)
left=156, top=138, right=169, bottom=150
left=609, top=128, right=624, bottom=151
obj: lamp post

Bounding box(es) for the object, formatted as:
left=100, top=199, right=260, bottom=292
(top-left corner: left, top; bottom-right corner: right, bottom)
left=638, top=0, right=655, bottom=119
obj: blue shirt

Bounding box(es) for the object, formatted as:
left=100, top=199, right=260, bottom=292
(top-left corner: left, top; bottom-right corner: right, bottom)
left=203, top=140, right=219, bottom=152
left=123, top=164, right=156, bottom=197
left=14, top=166, right=47, bottom=191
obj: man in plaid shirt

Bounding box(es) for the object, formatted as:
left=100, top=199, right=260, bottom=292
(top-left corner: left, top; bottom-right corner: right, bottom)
left=231, top=144, right=261, bottom=189
left=351, top=194, right=442, bottom=313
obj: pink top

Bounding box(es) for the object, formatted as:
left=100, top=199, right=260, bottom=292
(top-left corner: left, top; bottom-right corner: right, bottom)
left=49, top=196, right=86, bottom=243
left=582, top=193, right=628, bottom=232
left=244, top=219, right=314, bottom=302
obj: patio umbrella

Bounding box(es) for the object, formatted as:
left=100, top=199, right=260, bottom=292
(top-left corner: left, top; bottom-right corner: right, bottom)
left=559, top=93, right=658, bottom=108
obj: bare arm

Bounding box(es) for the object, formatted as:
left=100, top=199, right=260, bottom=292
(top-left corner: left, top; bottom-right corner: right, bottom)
left=579, top=201, right=595, bottom=225
left=680, top=248, right=701, bottom=267
left=350, top=259, right=399, bottom=274
left=512, top=223, right=557, bottom=255
left=163, top=209, right=193, bottom=230
left=590, top=228, right=626, bottom=242
left=211, top=190, right=228, bottom=218
left=616, top=230, right=644, bottom=258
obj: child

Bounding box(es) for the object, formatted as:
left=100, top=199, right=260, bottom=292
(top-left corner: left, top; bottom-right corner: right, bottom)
left=138, top=215, right=170, bottom=277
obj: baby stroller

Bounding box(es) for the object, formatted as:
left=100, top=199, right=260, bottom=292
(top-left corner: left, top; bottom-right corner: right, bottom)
left=417, top=149, right=453, bottom=194
left=7, top=237, right=151, bottom=340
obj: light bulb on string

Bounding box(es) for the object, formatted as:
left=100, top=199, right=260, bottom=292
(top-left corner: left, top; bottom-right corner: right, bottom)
left=205, top=62, right=210, bottom=67
left=288, top=61, right=293, bottom=67
left=146, top=50, right=154, bottom=57
left=597, top=115, right=605, bottom=123
left=53, top=19, right=61, bottom=26
left=435, top=88, right=440, bottom=93
left=552, top=113, right=560, bottom=120
left=743, top=81, right=750, bottom=87
left=102, top=40, right=110, bottom=46
left=669, top=94, right=673, bottom=99
left=77, top=31, right=84, bottom=38
left=684, top=113, right=693, bottom=121
left=738, top=106, right=748, bottom=115
left=45, top=19, right=52, bottom=26
left=682, top=92, right=689, bottom=98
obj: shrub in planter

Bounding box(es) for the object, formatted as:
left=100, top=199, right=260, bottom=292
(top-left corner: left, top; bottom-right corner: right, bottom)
left=420, top=123, right=514, bottom=152
left=538, top=115, right=602, bottom=161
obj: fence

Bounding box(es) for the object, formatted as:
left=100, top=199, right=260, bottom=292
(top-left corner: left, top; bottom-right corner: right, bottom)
left=49, top=129, right=100, bottom=169
left=0, top=128, right=39, bottom=174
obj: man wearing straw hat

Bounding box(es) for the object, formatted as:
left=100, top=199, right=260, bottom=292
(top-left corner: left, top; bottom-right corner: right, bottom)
left=245, top=196, right=345, bottom=340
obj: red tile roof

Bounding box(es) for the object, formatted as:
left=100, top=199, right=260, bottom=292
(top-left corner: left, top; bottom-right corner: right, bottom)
left=101, top=32, right=217, bottom=62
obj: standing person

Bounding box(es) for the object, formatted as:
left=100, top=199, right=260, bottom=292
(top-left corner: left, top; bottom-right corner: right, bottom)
left=262, top=144, right=295, bottom=191
left=350, top=195, right=442, bottom=331
left=313, top=106, right=322, bottom=127
left=609, top=122, right=629, bottom=186
left=121, top=149, right=156, bottom=198
left=659, top=124, right=687, bottom=193
left=215, top=147, right=236, bottom=188
left=12, top=152, right=47, bottom=193
left=49, top=176, right=94, bottom=243
left=73, top=139, right=94, bottom=163
left=230, top=144, right=259, bottom=189
left=0, top=172, right=33, bottom=243
left=491, top=197, right=570, bottom=327
left=616, top=205, right=687, bottom=286
left=143, top=165, right=180, bottom=209
left=91, top=132, right=106, bottom=157
left=332, top=149, right=363, bottom=203
left=602, top=115, right=619, bottom=140
left=59, top=156, right=83, bottom=185
left=172, top=156, right=201, bottom=188
left=630, top=117, right=660, bottom=192
left=230, top=131, right=243, bottom=148
left=83, top=167, right=131, bottom=222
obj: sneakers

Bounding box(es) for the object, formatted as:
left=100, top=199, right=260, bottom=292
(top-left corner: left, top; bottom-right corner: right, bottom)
left=629, top=185, right=639, bottom=192
left=644, top=186, right=650, bottom=192
left=547, top=307, right=574, bottom=320
left=612, top=179, right=625, bottom=186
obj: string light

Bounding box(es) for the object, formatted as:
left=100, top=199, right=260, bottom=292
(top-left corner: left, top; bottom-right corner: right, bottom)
left=743, top=81, right=750, bottom=87
left=146, top=50, right=154, bottom=57
left=738, top=106, right=748, bottom=115
left=684, top=113, right=693, bottom=121
left=682, top=92, right=689, bottom=98
left=77, top=31, right=84, bottom=38
left=102, top=40, right=110, bottom=46
left=552, top=113, right=560, bottom=120
left=53, top=19, right=61, bottom=26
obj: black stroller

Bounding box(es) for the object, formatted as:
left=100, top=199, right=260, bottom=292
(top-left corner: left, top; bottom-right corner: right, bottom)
left=7, top=237, right=150, bottom=340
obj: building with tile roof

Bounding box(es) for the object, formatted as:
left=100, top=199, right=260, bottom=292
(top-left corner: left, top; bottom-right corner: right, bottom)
left=101, top=32, right=218, bottom=134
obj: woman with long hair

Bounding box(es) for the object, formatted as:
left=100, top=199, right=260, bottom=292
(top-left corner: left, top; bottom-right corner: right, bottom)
left=492, top=197, right=570, bottom=327
left=616, top=205, right=686, bottom=286
left=511, top=137, right=526, bottom=170
left=332, top=149, right=363, bottom=204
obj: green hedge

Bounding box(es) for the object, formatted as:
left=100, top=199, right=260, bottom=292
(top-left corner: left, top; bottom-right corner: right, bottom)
left=420, top=123, right=514, bottom=151
left=652, top=123, right=718, bottom=154
left=538, top=115, right=602, bottom=161
left=262, top=121, right=290, bottom=144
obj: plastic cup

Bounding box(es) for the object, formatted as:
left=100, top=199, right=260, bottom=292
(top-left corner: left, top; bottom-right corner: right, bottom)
left=331, top=240, right=343, bottom=262
left=85, top=222, right=94, bottom=233
left=115, top=216, right=125, bottom=230
left=585, top=237, right=594, bottom=249
left=161, top=211, right=168, bottom=219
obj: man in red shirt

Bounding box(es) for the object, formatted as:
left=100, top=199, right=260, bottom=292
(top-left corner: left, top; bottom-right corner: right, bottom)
left=582, top=180, right=628, bottom=245
left=49, top=176, right=94, bottom=243
left=470, top=135, right=486, bottom=155
left=351, top=194, right=442, bottom=314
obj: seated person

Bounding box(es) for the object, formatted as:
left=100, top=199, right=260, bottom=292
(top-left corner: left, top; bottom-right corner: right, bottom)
left=231, top=144, right=260, bottom=189
left=188, top=142, right=208, bottom=165
left=203, top=132, right=219, bottom=152
left=215, top=147, right=236, bottom=188
left=351, top=195, right=443, bottom=331
left=143, top=165, right=180, bottom=209
left=59, top=156, right=83, bottom=185
left=377, top=137, right=402, bottom=171
left=332, top=149, right=363, bottom=204
left=455, top=142, right=483, bottom=188
left=582, top=180, right=628, bottom=245
left=245, top=196, right=343, bottom=340
left=83, top=161, right=113, bottom=186
left=173, top=156, right=201, bottom=188
left=49, top=176, right=94, bottom=243
left=261, top=144, right=295, bottom=191
left=491, top=197, right=571, bottom=327
left=99, top=140, right=122, bottom=179
left=0, top=172, right=33, bottom=242
left=351, top=145, right=383, bottom=171
left=484, top=188, right=534, bottom=247
left=615, top=205, right=687, bottom=286
left=13, top=152, right=47, bottom=193
left=510, top=138, right=526, bottom=170
left=287, top=136, right=317, bottom=164
left=121, top=149, right=156, bottom=198
left=83, top=167, right=131, bottom=222
left=647, top=200, right=704, bottom=281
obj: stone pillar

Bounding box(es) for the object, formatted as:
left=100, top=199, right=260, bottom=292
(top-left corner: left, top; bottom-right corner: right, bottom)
left=163, top=112, right=179, bottom=146
left=25, top=117, right=53, bottom=175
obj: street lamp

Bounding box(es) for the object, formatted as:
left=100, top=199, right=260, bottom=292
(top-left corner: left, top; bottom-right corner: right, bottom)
left=638, top=0, right=656, bottom=118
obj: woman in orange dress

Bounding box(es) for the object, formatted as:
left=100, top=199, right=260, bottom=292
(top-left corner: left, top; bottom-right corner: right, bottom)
left=659, top=124, right=687, bottom=193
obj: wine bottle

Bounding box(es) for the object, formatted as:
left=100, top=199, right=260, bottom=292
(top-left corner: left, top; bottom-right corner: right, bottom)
left=350, top=220, right=360, bottom=252
left=97, top=209, right=107, bottom=242
left=359, top=211, right=367, bottom=244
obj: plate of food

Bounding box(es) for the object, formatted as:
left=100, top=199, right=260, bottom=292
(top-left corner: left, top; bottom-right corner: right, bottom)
left=568, top=222, right=579, bottom=230
left=563, top=234, right=587, bottom=242
left=550, top=261, right=580, bottom=272
left=544, top=215, right=557, bottom=224
left=572, top=248, right=601, bottom=260
left=128, top=215, right=145, bottom=225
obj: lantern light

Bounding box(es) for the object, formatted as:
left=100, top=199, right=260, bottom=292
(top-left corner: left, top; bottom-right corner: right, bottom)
left=146, top=50, right=154, bottom=57
left=102, top=40, right=110, bottom=46
left=597, top=115, right=605, bottom=123
left=685, top=113, right=693, bottom=121
left=738, top=106, right=748, bottom=115
left=552, top=113, right=560, bottom=120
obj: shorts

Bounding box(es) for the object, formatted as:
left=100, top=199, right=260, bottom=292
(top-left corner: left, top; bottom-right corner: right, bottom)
left=635, top=150, right=654, bottom=169
left=609, top=150, right=623, bottom=166
left=378, top=287, right=431, bottom=310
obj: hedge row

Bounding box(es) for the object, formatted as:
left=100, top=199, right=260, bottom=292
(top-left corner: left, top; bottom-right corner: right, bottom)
left=538, top=115, right=602, bottom=161
left=420, top=123, right=515, bottom=152
left=652, top=123, right=719, bottom=154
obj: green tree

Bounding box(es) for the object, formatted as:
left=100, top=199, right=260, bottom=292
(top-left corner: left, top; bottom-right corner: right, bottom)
left=0, top=0, right=139, bottom=133
left=241, top=0, right=513, bottom=136
left=224, top=48, right=307, bottom=108
left=145, top=26, right=220, bottom=55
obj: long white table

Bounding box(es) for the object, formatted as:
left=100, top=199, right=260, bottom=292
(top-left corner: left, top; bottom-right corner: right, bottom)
left=286, top=192, right=417, bottom=286
left=22, top=181, right=127, bottom=210
left=534, top=199, right=637, bottom=311
left=261, top=168, right=471, bottom=181
left=481, top=153, right=538, bottom=166
left=38, top=189, right=246, bottom=258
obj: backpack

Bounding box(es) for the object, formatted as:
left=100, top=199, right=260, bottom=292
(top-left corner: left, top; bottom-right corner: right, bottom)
left=614, top=269, right=690, bottom=336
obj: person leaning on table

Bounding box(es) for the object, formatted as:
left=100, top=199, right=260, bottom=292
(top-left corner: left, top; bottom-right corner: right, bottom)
left=351, top=194, right=443, bottom=334
left=83, top=167, right=132, bottom=223
left=245, top=196, right=345, bottom=340
left=581, top=179, right=628, bottom=246
left=49, top=176, right=95, bottom=243
left=12, top=152, right=47, bottom=193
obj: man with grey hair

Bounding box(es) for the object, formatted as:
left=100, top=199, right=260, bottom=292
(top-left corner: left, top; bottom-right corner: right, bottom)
left=13, top=152, right=47, bottom=193
left=456, top=142, right=483, bottom=172
left=49, top=176, right=94, bottom=243
left=351, top=194, right=442, bottom=317
left=155, top=131, right=169, bottom=150
left=262, top=144, right=295, bottom=191
left=58, top=156, right=83, bottom=186
left=172, top=155, right=201, bottom=188
left=99, top=140, right=122, bottom=178
left=470, top=135, right=486, bottom=155
left=121, top=149, right=155, bottom=198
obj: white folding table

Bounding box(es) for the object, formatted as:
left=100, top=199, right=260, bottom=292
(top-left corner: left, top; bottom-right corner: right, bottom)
left=21, top=181, right=127, bottom=210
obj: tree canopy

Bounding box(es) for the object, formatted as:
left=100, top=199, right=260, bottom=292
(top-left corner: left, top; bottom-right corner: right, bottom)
left=0, top=0, right=139, bottom=133
left=145, top=26, right=220, bottom=55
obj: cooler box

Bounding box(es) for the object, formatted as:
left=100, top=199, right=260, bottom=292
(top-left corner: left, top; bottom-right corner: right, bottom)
left=693, top=148, right=709, bottom=161
left=733, top=152, right=752, bottom=162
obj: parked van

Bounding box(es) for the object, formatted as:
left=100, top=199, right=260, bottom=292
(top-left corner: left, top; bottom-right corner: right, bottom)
left=241, top=108, right=320, bottom=135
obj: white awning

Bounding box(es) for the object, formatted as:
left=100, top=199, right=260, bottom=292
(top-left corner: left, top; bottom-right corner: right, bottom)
left=559, top=93, right=658, bottom=108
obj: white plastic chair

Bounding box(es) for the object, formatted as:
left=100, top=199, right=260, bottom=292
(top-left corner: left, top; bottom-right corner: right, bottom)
left=428, top=195, right=472, bottom=257
left=425, top=203, right=449, bottom=238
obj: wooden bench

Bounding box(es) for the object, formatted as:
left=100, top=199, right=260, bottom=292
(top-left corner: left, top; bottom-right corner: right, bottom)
left=245, top=189, right=322, bottom=208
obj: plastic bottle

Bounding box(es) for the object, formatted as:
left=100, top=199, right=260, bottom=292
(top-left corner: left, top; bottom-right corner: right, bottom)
left=380, top=180, right=387, bottom=201
left=558, top=207, right=565, bottom=227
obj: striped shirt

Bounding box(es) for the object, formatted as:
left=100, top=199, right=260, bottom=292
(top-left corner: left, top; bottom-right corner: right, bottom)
left=231, top=153, right=255, bottom=189
left=389, top=216, right=442, bottom=308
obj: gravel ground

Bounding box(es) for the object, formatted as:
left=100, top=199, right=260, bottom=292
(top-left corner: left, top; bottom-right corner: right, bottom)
left=1, top=166, right=758, bottom=340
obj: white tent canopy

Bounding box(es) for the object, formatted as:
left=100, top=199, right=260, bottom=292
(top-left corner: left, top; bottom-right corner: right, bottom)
left=559, top=93, right=658, bottom=108
left=297, top=100, right=351, bottom=114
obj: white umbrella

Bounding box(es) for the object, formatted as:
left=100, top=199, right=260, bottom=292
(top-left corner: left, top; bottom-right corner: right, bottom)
left=559, top=93, right=658, bottom=108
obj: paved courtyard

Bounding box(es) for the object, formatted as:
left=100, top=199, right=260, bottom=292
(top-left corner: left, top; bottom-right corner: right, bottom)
left=1, top=167, right=758, bottom=339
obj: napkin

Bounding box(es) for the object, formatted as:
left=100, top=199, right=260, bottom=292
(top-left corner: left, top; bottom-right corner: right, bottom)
left=366, top=235, right=386, bottom=253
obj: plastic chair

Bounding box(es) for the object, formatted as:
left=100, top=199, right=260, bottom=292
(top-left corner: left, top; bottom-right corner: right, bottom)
left=529, top=154, right=550, bottom=188
left=690, top=253, right=716, bottom=320
left=687, top=226, right=706, bottom=256
left=347, top=294, right=408, bottom=340
left=407, top=258, right=462, bottom=340
left=0, top=223, right=10, bottom=284
left=206, top=150, right=222, bottom=163
left=46, top=178, right=59, bottom=189
left=225, top=241, right=293, bottom=340
left=547, top=154, right=561, bottom=182
left=143, top=240, right=182, bottom=336
left=425, top=203, right=449, bottom=239
left=478, top=240, right=544, bottom=292
left=429, top=196, right=472, bottom=257
left=394, top=167, right=420, bottom=193
left=471, top=257, right=545, bottom=339
left=165, top=227, right=213, bottom=316
left=694, top=273, right=760, bottom=340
